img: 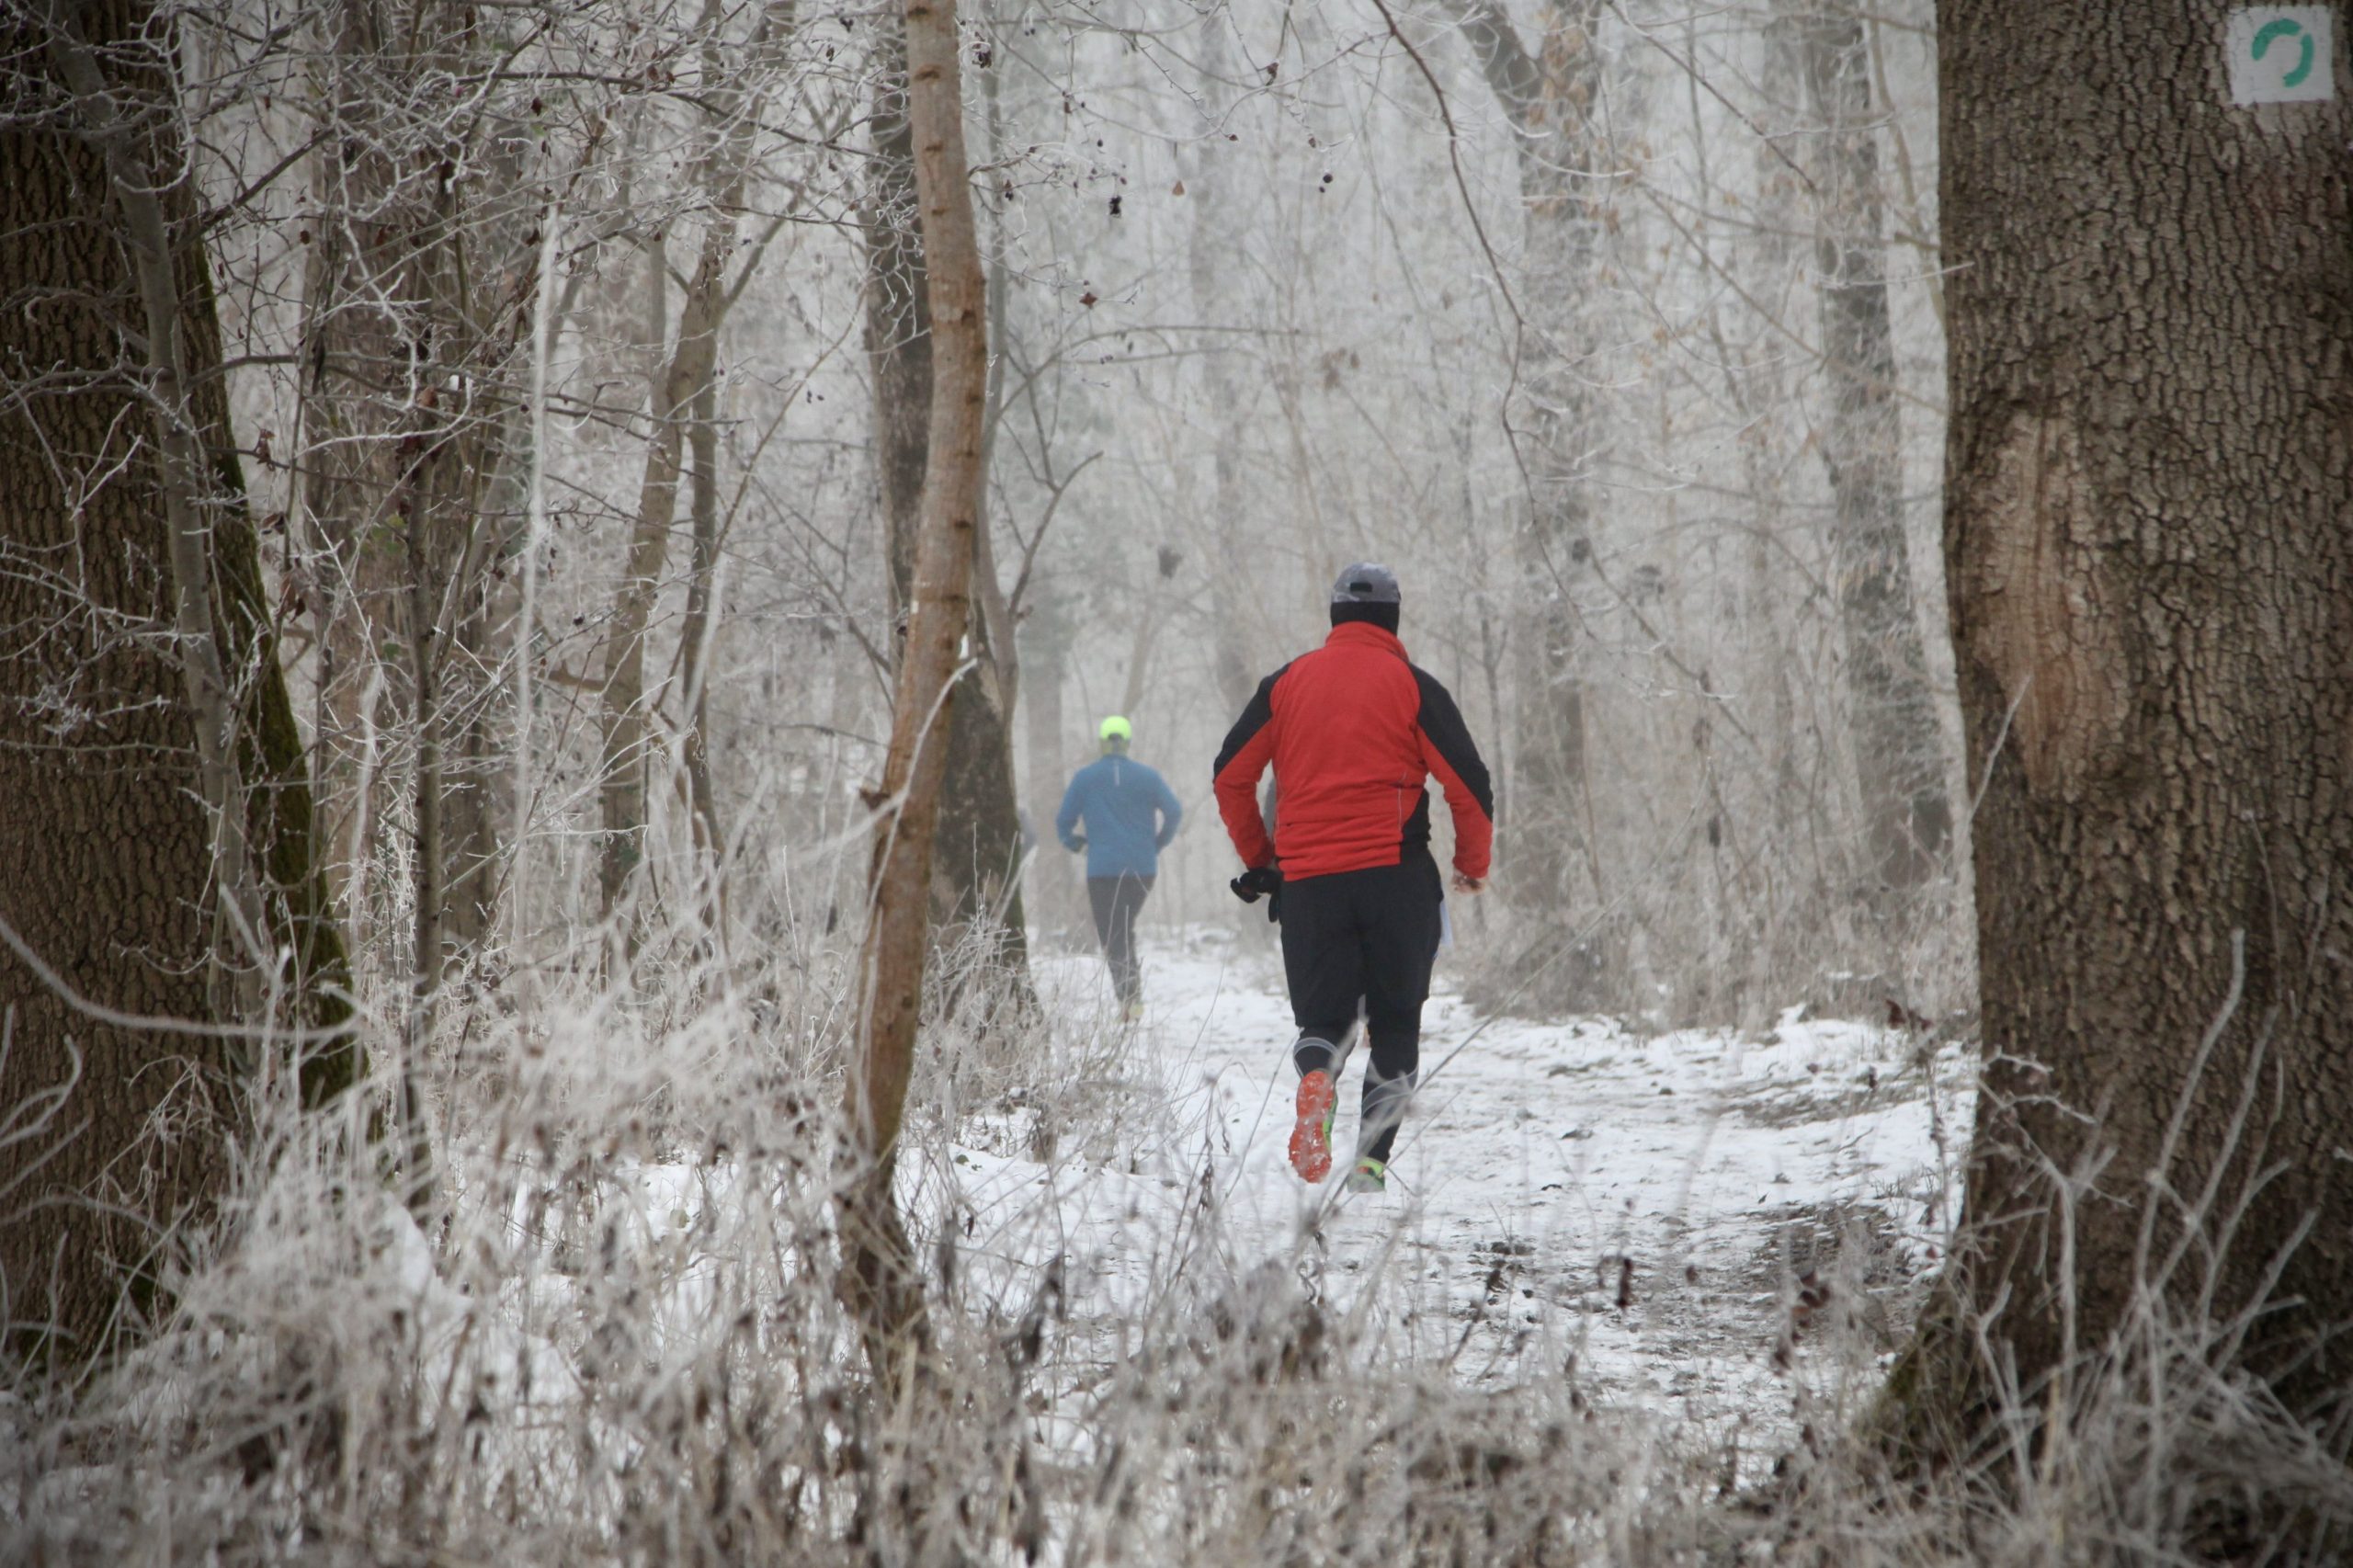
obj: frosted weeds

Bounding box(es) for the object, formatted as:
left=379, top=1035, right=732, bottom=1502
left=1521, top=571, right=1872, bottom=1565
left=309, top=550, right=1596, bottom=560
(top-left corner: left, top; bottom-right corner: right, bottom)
left=384, top=929, right=1968, bottom=1477
left=18, top=926, right=2351, bottom=1562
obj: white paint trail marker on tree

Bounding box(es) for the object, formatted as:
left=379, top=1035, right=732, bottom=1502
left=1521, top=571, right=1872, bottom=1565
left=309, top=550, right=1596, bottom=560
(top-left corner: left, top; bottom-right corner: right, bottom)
left=2226, top=6, right=2335, bottom=103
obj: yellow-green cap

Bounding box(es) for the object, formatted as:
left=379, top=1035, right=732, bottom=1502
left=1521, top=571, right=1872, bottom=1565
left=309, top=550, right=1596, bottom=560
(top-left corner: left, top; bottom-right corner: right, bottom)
left=1099, top=715, right=1132, bottom=742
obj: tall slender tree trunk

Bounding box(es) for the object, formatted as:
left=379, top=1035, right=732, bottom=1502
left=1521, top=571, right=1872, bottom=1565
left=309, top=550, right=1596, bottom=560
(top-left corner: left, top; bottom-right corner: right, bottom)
left=1019, top=579, right=1078, bottom=932
left=596, top=233, right=690, bottom=936
left=295, top=0, right=542, bottom=986
left=1188, top=15, right=1258, bottom=720
left=597, top=0, right=791, bottom=939
left=678, top=376, right=729, bottom=934
left=296, top=0, right=408, bottom=949
left=865, top=24, right=931, bottom=621
left=298, top=0, right=483, bottom=968
left=401, top=494, right=445, bottom=1221
left=439, top=413, right=529, bottom=960
left=838, top=0, right=989, bottom=1379
left=1, top=0, right=354, bottom=1356
left=1899, top=0, right=2353, bottom=1459
left=1452, top=0, right=1621, bottom=1005
left=1795, top=7, right=1950, bottom=898
left=863, top=20, right=1029, bottom=983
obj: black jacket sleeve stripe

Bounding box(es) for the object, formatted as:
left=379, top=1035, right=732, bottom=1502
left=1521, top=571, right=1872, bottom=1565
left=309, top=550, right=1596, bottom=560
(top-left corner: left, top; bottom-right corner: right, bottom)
left=1212, top=666, right=1288, bottom=869
left=1212, top=668, right=1283, bottom=778
left=1411, top=668, right=1495, bottom=819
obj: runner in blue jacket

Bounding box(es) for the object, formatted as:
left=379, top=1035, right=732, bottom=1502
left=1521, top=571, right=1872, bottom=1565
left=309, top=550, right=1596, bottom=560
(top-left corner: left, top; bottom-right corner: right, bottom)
left=1056, top=716, right=1183, bottom=1016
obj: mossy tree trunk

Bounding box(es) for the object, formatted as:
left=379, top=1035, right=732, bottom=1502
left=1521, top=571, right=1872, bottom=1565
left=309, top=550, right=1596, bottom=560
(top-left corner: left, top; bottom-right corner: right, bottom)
left=0, top=0, right=355, bottom=1360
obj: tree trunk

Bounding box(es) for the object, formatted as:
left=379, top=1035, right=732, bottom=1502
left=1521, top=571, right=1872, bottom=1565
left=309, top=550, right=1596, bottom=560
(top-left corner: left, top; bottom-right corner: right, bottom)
left=865, top=24, right=932, bottom=625
left=1903, top=0, right=2353, bottom=1453
left=597, top=0, right=790, bottom=939
left=1794, top=8, right=1950, bottom=898
left=439, top=432, right=525, bottom=960
left=934, top=601, right=1032, bottom=975
left=1451, top=0, right=1621, bottom=1005
left=863, top=20, right=1030, bottom=981
left=297, top=0, right=478, bottom=967
left=1, top=0, right=355, bottom=1357
left=678, top=376, right=729, bottom=935
left=838, top=0, right=989, bottom=1379
left=1118, top=595, right=1161, bottom=721
left=46, top=6, right=273, bottom=1029
left=1188, top=14, right=1259, bottom=720
left=295, top=0, right=408, bottom=949
left=295, top=0, right=542, bottom=983
left=596, top=231, right=690, bottom=937
left=400, top=492, right=445, bottom=1223
left=1018, top=579, right=1079, bottom=933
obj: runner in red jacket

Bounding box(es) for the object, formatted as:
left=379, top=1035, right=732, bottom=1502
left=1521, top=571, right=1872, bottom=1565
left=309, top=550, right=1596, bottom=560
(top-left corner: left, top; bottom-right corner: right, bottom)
left=1211, top=563, right=1495, bottom=1192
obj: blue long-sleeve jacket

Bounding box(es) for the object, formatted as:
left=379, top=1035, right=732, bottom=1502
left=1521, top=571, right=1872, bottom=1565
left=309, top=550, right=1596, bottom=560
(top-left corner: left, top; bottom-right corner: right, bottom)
left=1056, top=756, right=1182, bottom=881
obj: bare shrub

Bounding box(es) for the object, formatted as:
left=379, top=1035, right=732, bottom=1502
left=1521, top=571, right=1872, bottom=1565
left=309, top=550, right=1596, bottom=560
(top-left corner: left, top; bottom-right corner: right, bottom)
left=4, top=949, right=2344, bottom=1567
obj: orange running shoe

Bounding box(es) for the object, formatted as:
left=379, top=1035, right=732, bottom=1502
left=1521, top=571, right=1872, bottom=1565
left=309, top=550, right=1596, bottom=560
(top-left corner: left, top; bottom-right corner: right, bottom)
left=1289, top=1069, right=1336, bottom=1182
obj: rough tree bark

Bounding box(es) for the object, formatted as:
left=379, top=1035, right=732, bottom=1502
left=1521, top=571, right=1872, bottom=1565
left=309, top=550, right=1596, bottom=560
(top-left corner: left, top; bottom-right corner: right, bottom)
left=1899, top=0, right=2353, bottom=1459
left=838, top=0, right=989, bottom=1377
left=0, top=0, right=355, bottom=1357
left=863, top=20, right=1030, bottom=980
left=1793, top=7, right=1950, bottom=898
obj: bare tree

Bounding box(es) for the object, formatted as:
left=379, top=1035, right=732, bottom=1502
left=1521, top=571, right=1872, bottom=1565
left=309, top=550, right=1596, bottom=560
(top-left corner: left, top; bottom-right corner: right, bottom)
left=1896, top=0, right=2353, bottom=1452
left=1, top=0, right=355, bottom=1355
left=837, top=0, right=988, bottom=1374
left=863, top=14, right=1029, bottom=981
left=1449, top=0, right=1621, bottom=1004
left=597, top=1, right=797, bottom=942
left=1792, top=5, right=1949, bottom=899
left=297, top=0, right=528, bottom=968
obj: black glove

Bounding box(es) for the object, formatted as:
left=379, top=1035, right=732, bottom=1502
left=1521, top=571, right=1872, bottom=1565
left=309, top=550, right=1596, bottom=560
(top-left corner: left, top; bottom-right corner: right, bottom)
left=1064, top=835, right=1086, bottom=852
left=1229, top=865, right=1283, bottom=923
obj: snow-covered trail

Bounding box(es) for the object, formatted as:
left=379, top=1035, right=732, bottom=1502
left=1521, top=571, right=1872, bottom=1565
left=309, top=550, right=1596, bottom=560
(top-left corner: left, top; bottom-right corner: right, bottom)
left=951, top=926, right=1972, bottom=1439
left=317, top=920, right=1976, bottom=1517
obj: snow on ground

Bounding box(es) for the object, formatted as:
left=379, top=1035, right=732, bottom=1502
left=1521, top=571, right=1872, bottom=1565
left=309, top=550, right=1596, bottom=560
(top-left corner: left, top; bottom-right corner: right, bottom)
left=379, top=921, right=1972, bottom=1479
left=948, top=925, right=1974, bottom=1454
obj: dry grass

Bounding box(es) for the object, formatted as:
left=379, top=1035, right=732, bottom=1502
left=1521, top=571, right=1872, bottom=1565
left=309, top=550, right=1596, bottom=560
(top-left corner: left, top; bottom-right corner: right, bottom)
left=5, top=938, right=2348, bottom=1567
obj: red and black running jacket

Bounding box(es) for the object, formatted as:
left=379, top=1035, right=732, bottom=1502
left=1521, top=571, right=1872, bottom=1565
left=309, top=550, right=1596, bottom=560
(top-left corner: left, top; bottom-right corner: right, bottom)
left=1212, top=621, right=1495, bottom=881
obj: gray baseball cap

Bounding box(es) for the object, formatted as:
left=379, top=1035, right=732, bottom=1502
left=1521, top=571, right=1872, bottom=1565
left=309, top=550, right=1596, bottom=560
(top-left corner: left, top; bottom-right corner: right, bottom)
left=1330, top=562, right=1401, bottom=605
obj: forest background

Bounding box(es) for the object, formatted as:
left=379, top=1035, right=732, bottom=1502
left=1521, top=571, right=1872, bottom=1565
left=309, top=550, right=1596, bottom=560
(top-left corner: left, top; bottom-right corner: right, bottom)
left=11, top=0, right=2348, bottom=1561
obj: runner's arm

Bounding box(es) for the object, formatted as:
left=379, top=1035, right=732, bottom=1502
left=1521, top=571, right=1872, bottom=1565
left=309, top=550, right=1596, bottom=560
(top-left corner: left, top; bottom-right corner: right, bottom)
left=1211, top=671, right=1283, bottom=869
left=1412, top=668, right=1495, bottom=881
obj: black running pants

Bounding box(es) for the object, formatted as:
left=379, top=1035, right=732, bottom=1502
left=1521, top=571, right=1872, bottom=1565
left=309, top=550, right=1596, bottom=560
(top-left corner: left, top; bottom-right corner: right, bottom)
left=1278, top=847, right=1444, bottom=1165
left=1086, top=873, right=1154, bottom=1005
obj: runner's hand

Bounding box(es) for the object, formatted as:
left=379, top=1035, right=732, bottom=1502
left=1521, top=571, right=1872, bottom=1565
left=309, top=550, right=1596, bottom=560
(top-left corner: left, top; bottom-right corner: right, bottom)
left=1230, top=865, right=1282, bottom=903
left=1450, top=872, right=1485, bottom=894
